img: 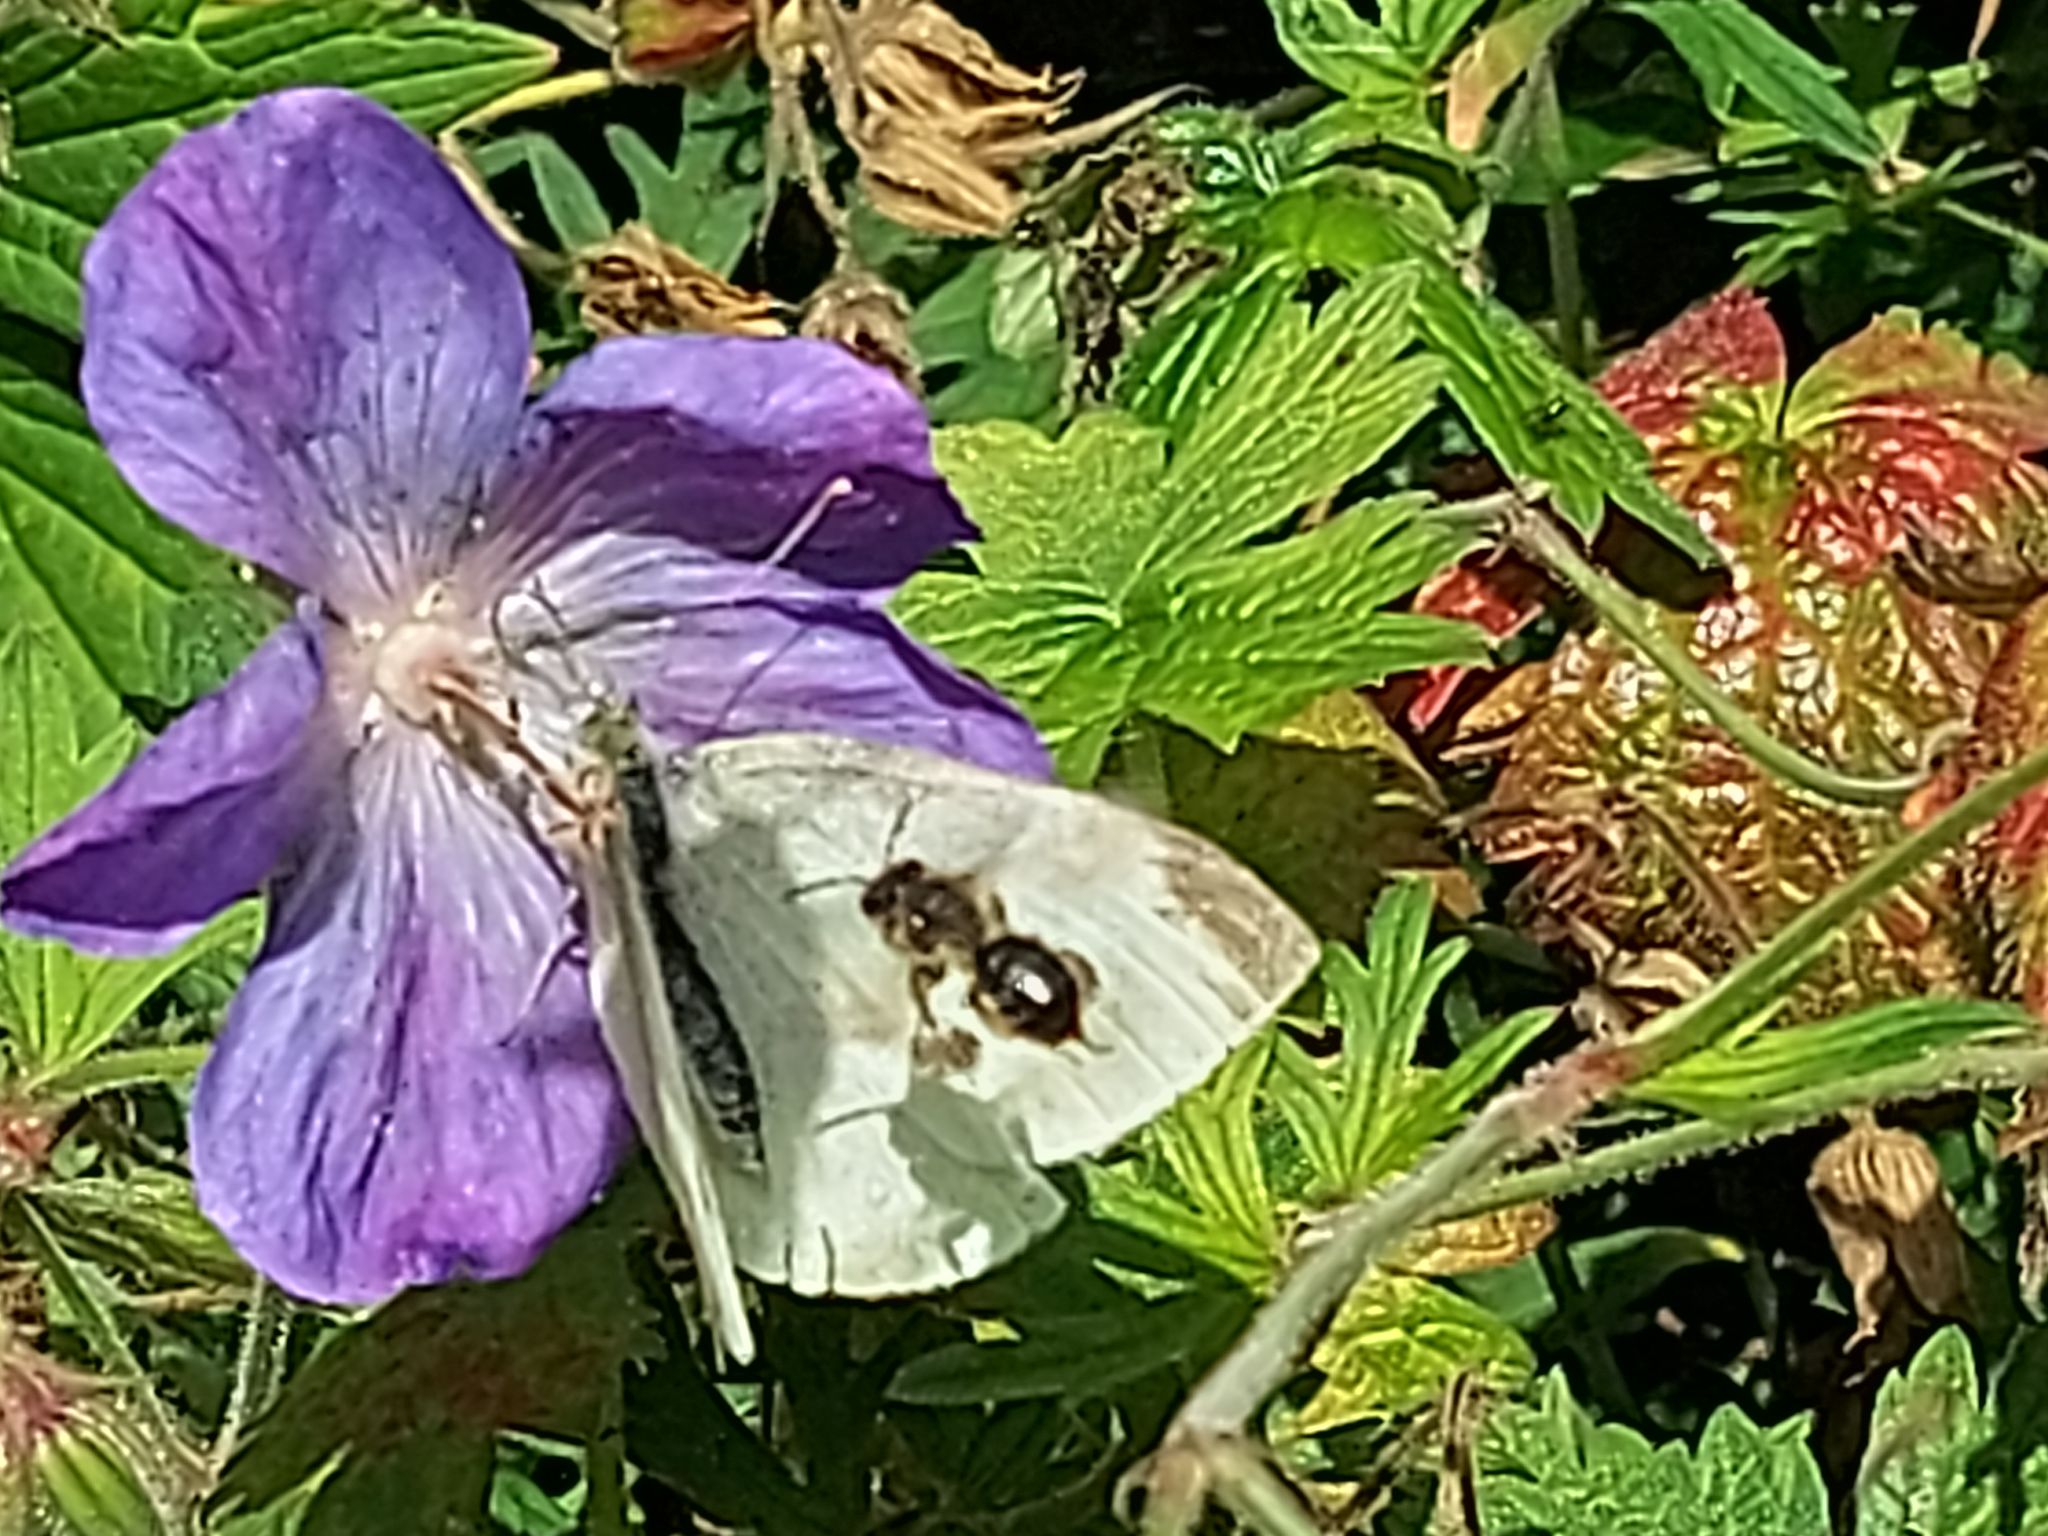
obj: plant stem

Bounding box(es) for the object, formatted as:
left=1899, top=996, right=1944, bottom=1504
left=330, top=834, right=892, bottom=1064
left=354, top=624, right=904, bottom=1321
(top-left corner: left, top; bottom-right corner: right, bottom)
left=1450, top=1043, right=2048, bottom=1217
left=587, top=1369, right=629, bottom=1536
left=1505, top=499, right=1930, bottom=808
left=14, top=1199, right=203, bottom=1515
left=1527, top=47, right=1588, bottom=375
left=1128, top=740, right=2048, bottom=1532
left=1936, top=197, right=2048, bottom=266
left=213, top=1279, right=290, bottom=1473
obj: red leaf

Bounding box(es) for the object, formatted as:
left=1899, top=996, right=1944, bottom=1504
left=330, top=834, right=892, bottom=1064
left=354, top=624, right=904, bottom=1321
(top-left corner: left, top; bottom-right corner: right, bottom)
left=1782, top=312, right=2048, bottom=581
left=1403, top=553, right=1552, bottom=729
left=1597, top=287, right=1785, bottom=448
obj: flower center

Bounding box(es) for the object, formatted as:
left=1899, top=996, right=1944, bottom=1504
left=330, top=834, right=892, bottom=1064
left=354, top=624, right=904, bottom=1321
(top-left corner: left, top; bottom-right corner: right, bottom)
left=365, top=602, right=486, bottom=730
left=351, top=583, right=594, bottom=833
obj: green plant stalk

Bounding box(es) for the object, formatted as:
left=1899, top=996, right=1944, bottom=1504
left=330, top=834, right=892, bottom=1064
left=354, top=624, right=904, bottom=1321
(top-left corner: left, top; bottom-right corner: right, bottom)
left=1631, top=749, right=2048, bottom=1068
left=212, top=1280, right=289, bottom=1474
left=1129, top=742, right=2048, bottom=1532
left=1449, top=1042, right=2048, bottom=1217
left=1527, top=47, right=1588, bottom=375
left=1936, top=198, right=2048, bottom=267
left=37, top=1045, right=209, bottom=1103
left=13, top=1199, right=201, bottom=1513
left=1507, top=500, right=1929, bottom=807
left=587, top=1371, right=628, bottom=1536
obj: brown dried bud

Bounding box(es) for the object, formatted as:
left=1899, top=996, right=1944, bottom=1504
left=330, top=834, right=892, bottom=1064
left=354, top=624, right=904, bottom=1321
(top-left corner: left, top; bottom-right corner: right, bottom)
left=0, top=1099, right=56, bottom=1191
left=611, top=0, right=758, bottom=83
left=800, top=267, right=917, bottom=387
left=573, top=224, right=786, bottom=340
left=846, top=0, right=1079, bottom=238
left=1808, top=1120, right=1972, bottom=1348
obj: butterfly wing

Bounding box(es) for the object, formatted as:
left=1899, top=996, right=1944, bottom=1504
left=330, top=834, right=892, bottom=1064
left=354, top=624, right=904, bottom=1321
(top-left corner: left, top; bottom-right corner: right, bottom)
left=648, top=787, right=1062, bottom=1294
left=659, top=731, right=1319, bottom=1294
left=573, top=820, right=756, bottom=1361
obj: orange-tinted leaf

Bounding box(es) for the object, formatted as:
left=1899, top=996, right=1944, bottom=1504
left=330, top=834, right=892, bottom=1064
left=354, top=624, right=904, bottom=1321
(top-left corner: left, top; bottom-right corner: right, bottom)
left=1442, top=0, right=1592, bottom=154
left=1597, top=287, right=1785, bottom=450
left=1780, top=311, right=2048, bottom=581
left=1467, top=290, right=2019, bottom=1015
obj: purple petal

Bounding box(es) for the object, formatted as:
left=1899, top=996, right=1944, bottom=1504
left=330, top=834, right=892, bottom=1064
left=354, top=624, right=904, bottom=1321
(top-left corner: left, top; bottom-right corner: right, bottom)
left=81, top=89, right=529, bottom=612
left=191, top=732, right=628, bottom=1304
left=2, top=617, right=338, bottom=957
left=504, top=533, right=1050, bottom=777
left=473, top=335, right=973, bottom=594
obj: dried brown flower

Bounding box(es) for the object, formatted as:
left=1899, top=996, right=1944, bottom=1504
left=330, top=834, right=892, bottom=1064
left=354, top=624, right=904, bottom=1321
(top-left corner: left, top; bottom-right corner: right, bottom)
left=843, top=0, right=1080, bottom=237
left=1808, top=1119, right=1972, bottom=1348
left=573, top=224, right=786, bottom=339
left=800, top=266, right=918, bottom=385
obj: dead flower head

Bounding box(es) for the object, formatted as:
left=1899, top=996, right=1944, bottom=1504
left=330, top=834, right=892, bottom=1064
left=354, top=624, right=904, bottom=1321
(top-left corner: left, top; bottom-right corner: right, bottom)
left=611, top=0, right=757, bottom=82
left=1808, top=1119, right=1972, bottom=1348
left=573, top=223, right=786, bottom=339
left=801, top=266, right=917, bottom=386
left=843, top=0, right=1080, bottom=237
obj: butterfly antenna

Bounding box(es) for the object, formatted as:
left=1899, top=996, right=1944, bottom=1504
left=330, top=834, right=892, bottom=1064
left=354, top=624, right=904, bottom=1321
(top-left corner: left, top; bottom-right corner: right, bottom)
left=695, top=474, right=858, bottom=738
left=758, top=473, right=855, bottom=574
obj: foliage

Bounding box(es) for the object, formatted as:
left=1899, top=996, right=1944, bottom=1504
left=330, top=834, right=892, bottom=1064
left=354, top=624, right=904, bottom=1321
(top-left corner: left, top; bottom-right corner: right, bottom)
left=1477, top=1327, right=2048, bottom=1536
left=6, top=0, right=2048, bottom=1532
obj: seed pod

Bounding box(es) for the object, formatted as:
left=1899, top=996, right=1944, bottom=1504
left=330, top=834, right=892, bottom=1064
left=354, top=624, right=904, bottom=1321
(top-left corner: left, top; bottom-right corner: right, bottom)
left=33, top=1417, right=161, bottom=1536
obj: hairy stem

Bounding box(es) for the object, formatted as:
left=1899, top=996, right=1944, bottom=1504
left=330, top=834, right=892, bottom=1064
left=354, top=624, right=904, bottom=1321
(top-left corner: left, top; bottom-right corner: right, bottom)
left=1130, top=741, right=2048, bottom=1532
left=213, top=1279, right=291, bottom=1473
left=1451, top=1043, right=2048, bottom=1217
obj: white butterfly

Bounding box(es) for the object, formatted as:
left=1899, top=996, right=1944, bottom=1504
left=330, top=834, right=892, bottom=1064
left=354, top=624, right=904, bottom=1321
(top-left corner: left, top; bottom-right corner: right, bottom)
left=568, top=723, right=1319, bottom=1360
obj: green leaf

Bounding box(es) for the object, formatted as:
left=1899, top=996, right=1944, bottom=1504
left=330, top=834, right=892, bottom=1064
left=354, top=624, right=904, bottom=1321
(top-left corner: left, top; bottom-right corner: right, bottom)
left=1268, top=0, right=1427, bottom=103
left=0, top=318, right=270, bottom=711
left=0, top=0, right=557, bottom=336
left=473, top=130, right=611, bottom=250
left=910, top=247, right=1063, bottom=427
left=1298, top=1272, right=1531, bottom=1432
left=1478, top=1371, right=1827, bottom=1535
left=1388, top=0, right=1490, bottom=68
left=1314, top=877, right=1477, bottom=1188
left=1223, top=176, right=1718, bottom=563
left=899, top=265, right=1472, bottom=780
left=1150, top=1034, right=1282, bottom=1266
left=30, top=1168, right=246, bottom=1289
left=1140, top=269, right=1446, bottom=570
left=1394, top=1002, right=1554, bottom=1151
left=1087, top=1036, right=1282, bottom=1284
left=1124, top=498, right=1487, bottom=748
left=0, top=627, right=260, bottom=1078
left=1622, top=0, right=1886, bottom=168
left=1856, top=1328, right=1999, bottom=1536
left=885, top=1288, right=1250, bottom=1405
left=606, top=75, right=768, bottom=273
left=931, top=414, right=1170, bottom=591
left=1628, top=1000, right=2038, bottom=1117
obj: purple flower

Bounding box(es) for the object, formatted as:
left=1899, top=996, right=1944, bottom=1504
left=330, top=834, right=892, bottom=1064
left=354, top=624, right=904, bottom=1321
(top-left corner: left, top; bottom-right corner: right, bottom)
left=0, top=90, right=1046, bottom=1304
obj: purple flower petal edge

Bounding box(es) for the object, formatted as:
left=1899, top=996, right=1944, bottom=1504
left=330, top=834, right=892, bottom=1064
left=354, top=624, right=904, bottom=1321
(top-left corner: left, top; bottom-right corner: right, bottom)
left=1, top=617, right=336, bottom=956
